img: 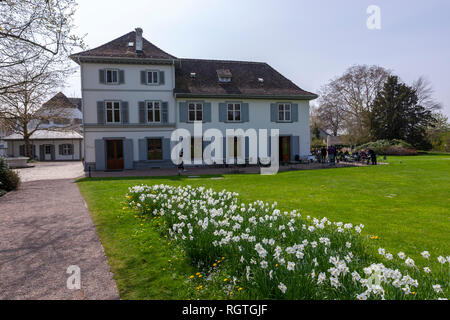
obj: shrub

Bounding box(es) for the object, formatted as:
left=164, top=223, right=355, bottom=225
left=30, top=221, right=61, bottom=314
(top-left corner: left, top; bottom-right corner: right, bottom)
left=126, top=184, right=449, bottom=300
left=0, top=158, right=21, bottom=191
left=357, top=140, right=418, bottom=156
left=0, top=189, right=6, bottom=197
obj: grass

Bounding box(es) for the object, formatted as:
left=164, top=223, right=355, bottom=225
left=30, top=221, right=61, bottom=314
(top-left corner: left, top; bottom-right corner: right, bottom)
left=77, top=153, right=450, bottom=299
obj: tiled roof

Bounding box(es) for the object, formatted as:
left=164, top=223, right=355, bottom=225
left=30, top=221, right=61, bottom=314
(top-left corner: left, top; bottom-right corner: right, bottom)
left=71, top=31, right=176, bottom=60
left=43, top=92, right=81, bottom=110
left=4, top=130, right=83, bottom=140
left=174, top=59, right=317, bottom=99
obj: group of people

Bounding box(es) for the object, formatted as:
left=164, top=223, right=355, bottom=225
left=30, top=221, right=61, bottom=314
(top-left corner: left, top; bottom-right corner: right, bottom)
left=312, top=146, right=377, bottom=166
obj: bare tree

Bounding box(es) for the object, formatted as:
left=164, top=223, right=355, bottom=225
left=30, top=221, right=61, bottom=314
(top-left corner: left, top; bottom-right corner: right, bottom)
left=0, top=60, right=72, bottom=157
left=0, top=0, right=84, bottom=94
left=316, top=65, right=391, bottom=145
left=413, top=76, right=443, bottom=111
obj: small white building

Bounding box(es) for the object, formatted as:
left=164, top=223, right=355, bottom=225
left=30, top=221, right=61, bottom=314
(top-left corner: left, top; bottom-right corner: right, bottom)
left=4, top=130, right=83, bottom=161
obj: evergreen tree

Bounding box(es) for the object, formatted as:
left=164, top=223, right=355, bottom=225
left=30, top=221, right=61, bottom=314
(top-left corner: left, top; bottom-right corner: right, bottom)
left=370, top=76, right=434, bottom=149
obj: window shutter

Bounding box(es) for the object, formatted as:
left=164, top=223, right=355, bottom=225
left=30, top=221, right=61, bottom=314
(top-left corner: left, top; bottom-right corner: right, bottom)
left=162, top=102, right=169, bottom=123
left=203, top=102, right=211, bottom=123
left=124, top=139, right=134, bottom=169
left=163, top=138, right=170, bottom=160
left=119, top=70, right=125, bottom=84
left=245, top=136, right=250, bottom=162
left=292, top=104, right=298, bottom=122
left=99, top=69, right=105, bottom=84
left=95, top=139, right=106, bottom=170
left=291, top=136, right=299, bottom=161
left=39, top=145, right=44, bottom=161
left=31, top=145, right=36, bottom=158
left=179, top=102, right=188, bottom=122
left=19, top=145, right=25, bottom=156
left=138, top=139, right=147, bottom=161
left=219, top=103, right=227, bottom=122
left=140, top=71, right=146, bottom=85
left=242, top=103, right=249, bottom=122
left=51, top=145, right=55, bottom=160
left=59, top=144, right=63, bottom=155
left=159, top=71, right=165, bottom=85
left=121, top=101, right=129, bottom=124
left=270, top=103, right=277, bottom=122
left=139, top=102, right=145, bottom=123
left=97, top=101, right=105, bottom=124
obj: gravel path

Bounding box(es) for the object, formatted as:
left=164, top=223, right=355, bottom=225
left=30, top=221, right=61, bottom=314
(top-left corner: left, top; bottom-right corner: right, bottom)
left=0, top=179, right=119, bottom=300
left=17, top=161, right=84, bottom=182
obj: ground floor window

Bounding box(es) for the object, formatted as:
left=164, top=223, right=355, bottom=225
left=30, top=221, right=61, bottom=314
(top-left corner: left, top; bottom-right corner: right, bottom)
left=147, top=138, right=162, bottom=160
left=227, top=137, right=242, bottom=159
left=60, top=144, right=74, bottom=155
left=191, top=137, right=203, bottom=160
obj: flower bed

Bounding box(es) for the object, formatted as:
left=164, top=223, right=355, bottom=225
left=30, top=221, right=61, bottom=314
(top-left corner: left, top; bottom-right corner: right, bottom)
left=126, top=184, right=448, bottom=300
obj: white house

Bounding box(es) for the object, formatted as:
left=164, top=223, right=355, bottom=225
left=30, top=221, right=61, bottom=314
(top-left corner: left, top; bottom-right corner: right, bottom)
left=3, top=92, right=84, bottom=161
left=70, top=28, right=317, bottom=171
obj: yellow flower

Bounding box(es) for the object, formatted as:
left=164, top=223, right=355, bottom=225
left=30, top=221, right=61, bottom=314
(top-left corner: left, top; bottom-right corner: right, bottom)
left=213, top=263, right=217, bottom=267
left=198, top=274, right=202, bottom=278
left=370, top=235, right=379, bottom=240
left=224, top=278, right=228, bottom=282
left=275, top=264, right=279, bottom=267
left=196, top=272, right=200, bottom=276
left=238, top=287, right=243, bottom=291
left=412, top=292, right=416, bottom=295
left=168, top=260, right=172, bottom=263
left=229, top=291, right=233, bottom=295
left=189, top=275, right=195, bottom=279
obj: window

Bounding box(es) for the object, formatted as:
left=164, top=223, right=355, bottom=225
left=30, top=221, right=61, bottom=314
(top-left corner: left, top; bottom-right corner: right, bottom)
left=190, top=137, right=203, bottom=160
left=219, top=77, right=231, bottom=83
left=147, top=138, right=162, bottom=160
left=147, top=71, right=159, bottom=84
left=278, top=103, right=291, bottom=122
left=61, top=144, right=74, bottom=155
left=227, top=137, right=242, bottom=158
left=227, top=103, right=241, bottom=122
left=106, top=69, right=119, bottom=84
left=106, top=101, right=121, bottom=123
left=147, top=101, right=161, bottom=123
left=188, top=103, right=203, bottom=122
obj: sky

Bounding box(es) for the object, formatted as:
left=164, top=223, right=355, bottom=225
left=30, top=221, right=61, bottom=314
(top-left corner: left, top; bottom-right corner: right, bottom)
left=65, top=0, right=450, bottom=117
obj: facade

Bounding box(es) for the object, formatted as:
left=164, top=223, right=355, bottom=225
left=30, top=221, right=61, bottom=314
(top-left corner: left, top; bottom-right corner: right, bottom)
left=4, top=130, right=83, bottom=161
left=3, top=92, right=83, bottom=160
left=70, top=28, right=317, bottom=171
left=0, top=120, right=10, bottom=157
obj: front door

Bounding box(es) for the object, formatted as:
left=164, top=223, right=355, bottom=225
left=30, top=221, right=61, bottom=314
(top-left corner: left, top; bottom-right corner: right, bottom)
left=44, top=145, right=52, bottom=161
left=106, top=140, right=124, bottom=170
left=279, top=136, right=291, bottom=163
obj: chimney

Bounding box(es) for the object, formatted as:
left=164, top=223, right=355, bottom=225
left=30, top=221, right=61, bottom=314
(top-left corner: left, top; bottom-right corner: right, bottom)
left=135, top=27, right=143, bottom=53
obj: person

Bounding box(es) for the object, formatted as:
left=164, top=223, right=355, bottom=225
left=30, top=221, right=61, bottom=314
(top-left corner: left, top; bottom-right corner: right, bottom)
left=321, top=146, right=327, bottom=164
left=368, top=148, right=377, bottom=165
left=178, top=149, right=186, bottom=174
left=327, top=145, right=336, bottom=166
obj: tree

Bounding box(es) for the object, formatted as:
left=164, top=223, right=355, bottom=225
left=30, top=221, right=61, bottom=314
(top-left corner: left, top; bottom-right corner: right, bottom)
left=0, top=59, right=72, bottom=157
left=317, top=65, right=390, bottom=144
left=0, top=0, right=84, bottom=94
left=370, top=76, right=435, bottom=149
left=413, top=76, right=443, bottom=112
left=426, top=113, right=450, bottom=152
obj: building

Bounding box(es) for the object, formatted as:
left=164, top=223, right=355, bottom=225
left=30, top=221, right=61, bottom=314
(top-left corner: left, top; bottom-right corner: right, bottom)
left=3, top=92, right=84, bottom=160
left=70, top=28, right=317, bottom=171
left=0, top=120, right=10, bottom=157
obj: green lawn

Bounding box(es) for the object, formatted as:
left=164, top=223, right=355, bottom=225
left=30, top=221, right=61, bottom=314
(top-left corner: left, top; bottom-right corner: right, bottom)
left=77, top=153, right=450, bottom=299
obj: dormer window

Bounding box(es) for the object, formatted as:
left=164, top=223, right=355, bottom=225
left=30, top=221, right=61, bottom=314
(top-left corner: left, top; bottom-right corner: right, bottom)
left=217, top=69, right=232, bottom=83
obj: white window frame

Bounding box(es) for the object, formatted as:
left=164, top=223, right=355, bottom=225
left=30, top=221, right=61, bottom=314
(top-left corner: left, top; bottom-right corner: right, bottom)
left=278, top=103, right=291, bottom=122
left=147, top=70, right=160, bottom=85
left=146, top=101, right=161, bottom=123
left=227, top=103, right=241, bottom=122
left=188, top=102, right=203, bottom=122
left=219, top=76, right=231, bottom=83
left=105, top=69, right=119, bottom=84
left=61, top=144, right=74, bottom=156
left=105, top=101, right=121, bottom=124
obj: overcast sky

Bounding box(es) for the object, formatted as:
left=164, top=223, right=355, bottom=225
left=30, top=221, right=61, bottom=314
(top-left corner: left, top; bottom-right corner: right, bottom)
left=65, top=0, right=450, bottom=117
